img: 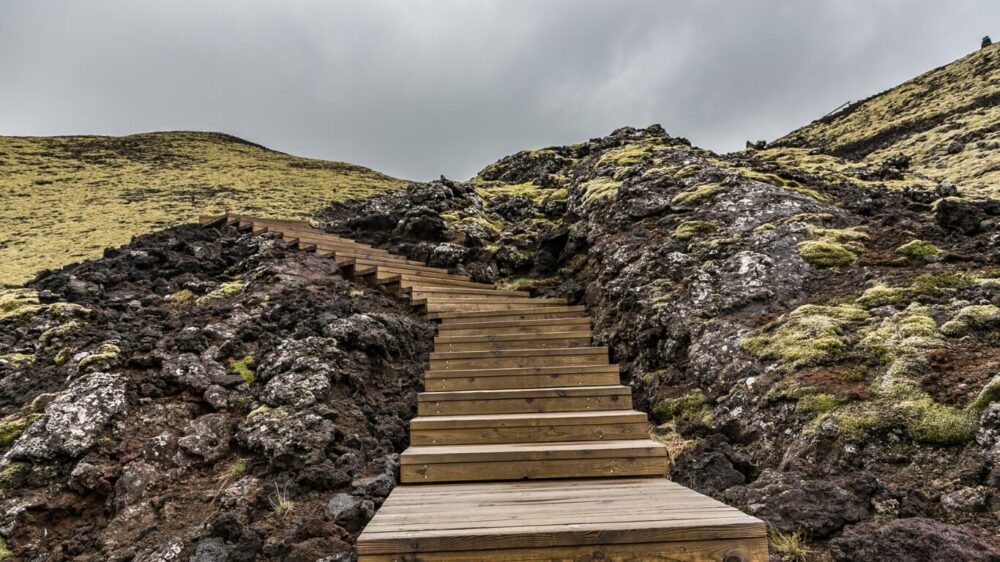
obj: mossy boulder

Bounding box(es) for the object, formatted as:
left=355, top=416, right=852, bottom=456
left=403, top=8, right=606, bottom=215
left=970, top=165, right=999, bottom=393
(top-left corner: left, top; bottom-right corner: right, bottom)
left=742, top=304, right=870, bottom=370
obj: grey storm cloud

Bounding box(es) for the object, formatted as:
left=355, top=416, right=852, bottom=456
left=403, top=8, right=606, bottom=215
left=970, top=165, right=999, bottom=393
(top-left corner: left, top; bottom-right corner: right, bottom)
left=0, top=0, right=996, bottom=180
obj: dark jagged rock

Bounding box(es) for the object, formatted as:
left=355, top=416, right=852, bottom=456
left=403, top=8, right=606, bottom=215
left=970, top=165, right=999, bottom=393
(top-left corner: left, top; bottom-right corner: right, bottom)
left=830, top=518, right=1000, bottom=561
left=0, top=224, right=432, bottom=560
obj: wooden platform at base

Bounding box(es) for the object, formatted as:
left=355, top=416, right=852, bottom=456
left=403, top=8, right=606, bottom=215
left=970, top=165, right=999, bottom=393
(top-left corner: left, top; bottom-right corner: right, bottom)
left=356, top=478, right=767, bottom=562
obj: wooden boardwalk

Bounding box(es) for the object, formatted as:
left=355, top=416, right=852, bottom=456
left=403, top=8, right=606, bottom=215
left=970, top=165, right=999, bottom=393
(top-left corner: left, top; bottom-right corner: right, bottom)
left=201, top=215, right=767, bottom=562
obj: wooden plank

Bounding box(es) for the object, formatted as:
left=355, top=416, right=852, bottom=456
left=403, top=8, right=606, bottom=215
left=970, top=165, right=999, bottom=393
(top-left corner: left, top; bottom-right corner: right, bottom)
left=436, top=317, right=592, bottom=336
left=432, top=306, right=587, bottom=322
left=358, top=536, right=769, bottom=561
left=417, top=392, right=631, bottom=416
left=434, top=332, right=592, bottom=352
left=429, top=348, right=608, bottom=370
left=401, top=439, right=664, bottom=464
left=423, top=364, right=619, bottom=380
left=424, top=371, right=620, bottom=391
left=411, top=418, right=649, bottom=445
left=384, top=275, right=497, bottom=290
left=408, top=287, right=531, bottom=299
left=401, top=456, right=667, bottom=483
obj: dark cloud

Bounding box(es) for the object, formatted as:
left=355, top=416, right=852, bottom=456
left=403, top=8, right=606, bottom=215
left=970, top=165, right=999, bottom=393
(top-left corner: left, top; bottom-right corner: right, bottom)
left=0, top=0, right=996, bottom=179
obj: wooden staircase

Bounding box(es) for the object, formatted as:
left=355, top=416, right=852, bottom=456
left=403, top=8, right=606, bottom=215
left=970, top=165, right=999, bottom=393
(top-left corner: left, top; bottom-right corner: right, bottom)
left=201, top=215, right=768, bottom=562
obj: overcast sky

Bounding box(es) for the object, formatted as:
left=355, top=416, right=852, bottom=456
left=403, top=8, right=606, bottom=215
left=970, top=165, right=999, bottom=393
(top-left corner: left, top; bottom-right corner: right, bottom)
left=0, top=1, right=996, bottom=180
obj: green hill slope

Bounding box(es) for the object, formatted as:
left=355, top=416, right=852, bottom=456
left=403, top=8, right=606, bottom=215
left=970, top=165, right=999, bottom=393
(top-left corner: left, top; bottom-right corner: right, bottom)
left=0, top=131, right=407, bottom=285
left=770, top=43, right=1000, bottom=198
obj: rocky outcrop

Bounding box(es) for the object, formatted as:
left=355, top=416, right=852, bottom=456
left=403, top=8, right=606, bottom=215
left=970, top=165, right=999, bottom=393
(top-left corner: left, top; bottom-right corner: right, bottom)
left=0, top=224, right=432, bottom=560
left=318, top=123, right=1000, bottom=558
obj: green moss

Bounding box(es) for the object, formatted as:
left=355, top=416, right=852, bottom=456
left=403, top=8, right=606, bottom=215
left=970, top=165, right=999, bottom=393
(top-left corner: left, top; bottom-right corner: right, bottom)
left=579, top=177, right=623, bottom=202
left=671, top=183, right=720, bottom=206
left=859, top=305, right=942, bottom=374
left=651, top=389, right=712, bottom=425
left=0, top=414, right=42, bottom=447
left=0, top=132, right=408, bottom=285
left=833, top=383, right=976, bottom=445
left=856, top=284, right=912, bottom=307
left=742, top=304, right=870, bottom=369
left=673, top=220, right=719, bottom=240
left=598, top=143, right=656, bottom=167
left=767, top=381, right=844, bottom=415
left=798, top=241, right=859, bottom=267
left=196, top=280, right=246, bottom=305
left=798, top=393, right=842, bottom=415
left=53, top=348, right=72, bottom=366
left=169, top=289, right=196, bottom=306
left=246, top=405, right=271, bottom=420
left=229, top=355, right=255, bottom=385
left=797, top=227, right=868, bottom=268
left=970, top=377, right=1000, bottom=413
left=77, top=343, right=122, bottom=370
left=0, top=537, right=12, bottom=560
left=0, top=461, right=29, bottom=497
left=674, top=164, right=701, bottom=179
left=941, top=304, right=1000, bottom=336
left=0, top=354, right=34, bottom=367
left=0, top=289, right=42, bottom=321
left=896, top=239, right=940, bottom=260
left=38, top=320, right=81, bottom=347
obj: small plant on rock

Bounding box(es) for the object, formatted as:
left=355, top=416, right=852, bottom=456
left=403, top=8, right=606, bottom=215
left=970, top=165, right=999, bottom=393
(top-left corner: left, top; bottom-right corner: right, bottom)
left=269, top=482, right=295, bottom=517
left=769, top=528, right=811, bottom=561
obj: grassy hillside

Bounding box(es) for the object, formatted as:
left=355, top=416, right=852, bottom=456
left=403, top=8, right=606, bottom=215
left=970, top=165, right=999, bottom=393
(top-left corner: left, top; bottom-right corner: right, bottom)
left=772, top=43, right=1000, bottom=198
left=0, top=131, right=407, bottom=285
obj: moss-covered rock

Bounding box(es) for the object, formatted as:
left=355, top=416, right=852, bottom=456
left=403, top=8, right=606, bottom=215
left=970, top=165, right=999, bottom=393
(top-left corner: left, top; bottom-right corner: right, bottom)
left=673, top=220, right=719, bottom=240
left=671, top=183, right=721, bottom=206
left=196, top=280, right=246, bottom=305
left=833, top=384, right=977, bottom=445
left=797, top=227, right=868, bottom=268
left=77, top=343, right=122, bottom=371
left=651, top=389, right=712, bottom=425
left=229, top=355, right=256, bottom=385
left=0, top=414, right=42, bottom=447
left=742, top=304, right=870, bottom=369
left=941, top=304, right=1000, bottom=337
left=896, top=239, right=940, bottom=260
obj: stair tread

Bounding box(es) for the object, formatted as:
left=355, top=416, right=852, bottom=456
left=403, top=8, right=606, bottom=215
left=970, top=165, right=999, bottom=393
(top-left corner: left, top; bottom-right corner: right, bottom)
left=435, top=331, right=591, bottom=343
left=402, top=439, right=666, bottom=463
left=429, top=346, right=606, bottom=359
left=419, top=385, right=629, bottom=401
left=424, top=364, right=619, bottom=378
left=411, top=410, right=648, bottom=428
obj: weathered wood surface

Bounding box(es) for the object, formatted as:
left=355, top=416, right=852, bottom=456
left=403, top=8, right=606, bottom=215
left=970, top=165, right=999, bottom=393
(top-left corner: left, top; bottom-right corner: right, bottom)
left=204, top=215, right=767, bottom=562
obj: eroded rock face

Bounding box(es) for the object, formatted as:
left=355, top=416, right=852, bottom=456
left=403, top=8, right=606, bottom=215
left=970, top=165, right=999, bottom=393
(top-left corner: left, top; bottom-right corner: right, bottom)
left=0, top=224, right=433, bottom=561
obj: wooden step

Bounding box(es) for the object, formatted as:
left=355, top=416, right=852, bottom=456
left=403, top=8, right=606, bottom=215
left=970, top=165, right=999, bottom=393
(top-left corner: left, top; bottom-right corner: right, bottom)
left=406, top=287, right=530, bottom=300
left=355, top=265, right=470, bottom=283
left=434, top=331, right=592, bottom=352
left=432, top=306, right=587, bottom=322
left=436, top=317, right=592, bottom=336
left=348, top=259, right=453, bottom=277
left=429, top=347, right=608, bottom=371
left=381, top=274, right=497, bottom=291
left=424, top=364, right=621, bottom=392
left=306, top=245, right=422, bottom=266
left=411, top=410, right=650, bottom=446
left=417, top=385, right=630, bottom=416
left=314, top=245, right=422, bottom=265
left=419, top=297, right=569, bottom=313
left=400, top=440, right=667, bottom=483
left=357, top=479, right=768, bottom=561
